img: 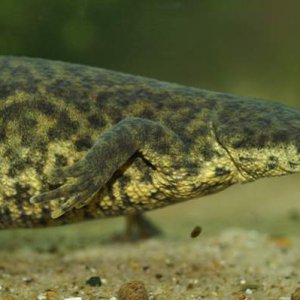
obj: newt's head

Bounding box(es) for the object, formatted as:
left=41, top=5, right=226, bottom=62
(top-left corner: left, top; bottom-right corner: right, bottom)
left=214, top=95, right=300, bottom=181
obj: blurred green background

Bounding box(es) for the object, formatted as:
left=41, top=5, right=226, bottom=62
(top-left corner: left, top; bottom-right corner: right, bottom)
left=1, top=0, right=300, bottom=106
left=0, top=0, right=299, bottom=248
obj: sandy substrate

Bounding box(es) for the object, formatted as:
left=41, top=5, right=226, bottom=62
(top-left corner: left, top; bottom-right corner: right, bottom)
left=0, top=175, right=299, bottom=300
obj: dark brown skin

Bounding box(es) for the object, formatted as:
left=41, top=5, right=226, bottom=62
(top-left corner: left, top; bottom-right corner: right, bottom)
left=0, top=56, right=299, bottom=230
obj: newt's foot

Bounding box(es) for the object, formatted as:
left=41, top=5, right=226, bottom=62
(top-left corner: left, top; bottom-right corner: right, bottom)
left=113, top=212, right=162, bottom=242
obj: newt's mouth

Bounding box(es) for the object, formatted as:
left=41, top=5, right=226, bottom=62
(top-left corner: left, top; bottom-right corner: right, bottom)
left=279, top=161, right=300, bottom=174
left=231, top=146, right=300, bottom=181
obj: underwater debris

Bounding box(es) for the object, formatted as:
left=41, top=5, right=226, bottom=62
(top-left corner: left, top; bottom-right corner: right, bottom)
left=190, top=225, right=202, bottom=238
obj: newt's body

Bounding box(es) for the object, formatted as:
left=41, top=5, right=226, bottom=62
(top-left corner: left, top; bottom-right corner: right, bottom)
left=0, top=56, right=299, bottom=230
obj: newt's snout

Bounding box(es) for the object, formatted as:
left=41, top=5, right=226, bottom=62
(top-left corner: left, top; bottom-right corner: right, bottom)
left=214, top=97, right=300, bottom=181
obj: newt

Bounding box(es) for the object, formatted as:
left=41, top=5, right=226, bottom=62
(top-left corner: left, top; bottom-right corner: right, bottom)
left=0, top=56, right=299, bottom=237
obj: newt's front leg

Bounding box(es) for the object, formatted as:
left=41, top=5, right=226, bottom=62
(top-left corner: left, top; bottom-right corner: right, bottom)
left=30, top=117, right=189, bottom=219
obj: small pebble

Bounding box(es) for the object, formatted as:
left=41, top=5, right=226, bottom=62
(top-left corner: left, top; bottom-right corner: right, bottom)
left=292, top=287, right=300, bottom=300
left=86, top=276, right=102, bottom=287
left=236, top=292, right=247, bottom=300
left=245, top=288, right=253, bottom=295
left=85, top=266, right=97, bottom=273
left=22, top=277, right=34, bottom=284
left=142, top=265, right=150, bottom=272
left=37, top=294, right=47, bottom=300
left=118, top=280, right=148, bottom=300
left=190, top=226, right=202, bottom=238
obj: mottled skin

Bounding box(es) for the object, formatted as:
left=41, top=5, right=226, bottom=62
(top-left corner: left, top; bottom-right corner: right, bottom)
left=0, top=56, right=299, bottom=230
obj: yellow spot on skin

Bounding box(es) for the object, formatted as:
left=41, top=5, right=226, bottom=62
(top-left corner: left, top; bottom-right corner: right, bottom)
left=43, top=141, right=83, bottom=176
left=0, top=91, right=28, bottom=107
left=19, top=167, right=42, bottom=191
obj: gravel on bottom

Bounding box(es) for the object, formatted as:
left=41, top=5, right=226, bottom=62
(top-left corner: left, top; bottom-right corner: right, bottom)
left=0, top=228, right=299, bottom=300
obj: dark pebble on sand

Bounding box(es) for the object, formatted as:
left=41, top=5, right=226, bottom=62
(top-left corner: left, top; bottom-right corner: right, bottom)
left=86, top=276, right=102, bottom=287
